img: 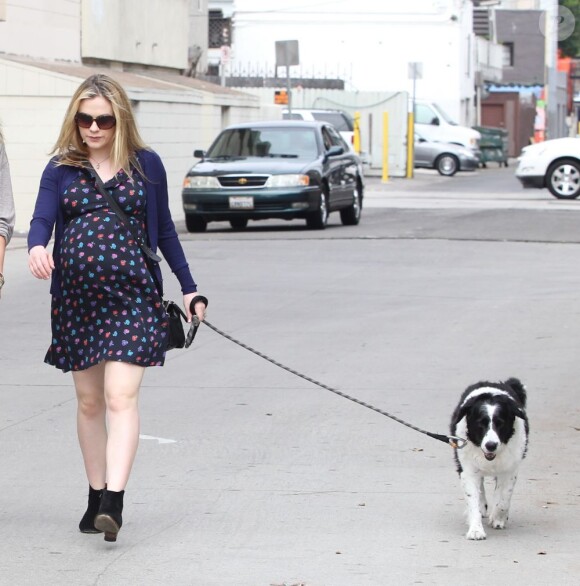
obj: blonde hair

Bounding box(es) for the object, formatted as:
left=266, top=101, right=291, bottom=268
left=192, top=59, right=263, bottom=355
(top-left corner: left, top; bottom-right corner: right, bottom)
left=52, top=74, right=149, bottom=174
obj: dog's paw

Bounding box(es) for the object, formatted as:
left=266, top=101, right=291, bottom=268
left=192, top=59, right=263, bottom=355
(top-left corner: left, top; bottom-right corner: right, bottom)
left=466, top=526, right=487, bottom=540
left=489, top=512, right=508, bottom=529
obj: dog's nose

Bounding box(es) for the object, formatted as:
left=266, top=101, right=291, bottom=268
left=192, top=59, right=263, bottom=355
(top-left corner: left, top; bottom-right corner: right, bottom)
left=485, top=441, right=498, bottom=452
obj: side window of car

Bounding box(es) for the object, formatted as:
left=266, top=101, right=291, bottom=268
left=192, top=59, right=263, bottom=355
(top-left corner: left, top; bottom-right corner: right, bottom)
left=415, top=104, right=438, bottom=125
left=328, top=126, right=349, bottom=151
left=323, top=126, right=344, bottom=151
left=321, top=127, right=334, bottom=151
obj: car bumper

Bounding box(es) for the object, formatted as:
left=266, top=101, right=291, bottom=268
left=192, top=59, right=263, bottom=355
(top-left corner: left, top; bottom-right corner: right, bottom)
left=182, top=186, right=322, bottom=221
left=459, top=155, right=479, bottom=172
left=516, top=175, right=544, bottom=189
left=515, top=156, right=547, bottom=189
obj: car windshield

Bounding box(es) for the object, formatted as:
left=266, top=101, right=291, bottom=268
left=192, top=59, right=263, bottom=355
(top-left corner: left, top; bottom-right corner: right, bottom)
left=208, top=127, right=319, bottom=159
left=433, top=103, right=458, bottom=126
left=311, top=111, right=353, bottom=132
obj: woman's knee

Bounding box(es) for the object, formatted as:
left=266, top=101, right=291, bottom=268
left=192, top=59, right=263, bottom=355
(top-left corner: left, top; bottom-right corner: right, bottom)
left=105, top=388, right=139, bottom=414
left=77, top=393, right=106, bottom=419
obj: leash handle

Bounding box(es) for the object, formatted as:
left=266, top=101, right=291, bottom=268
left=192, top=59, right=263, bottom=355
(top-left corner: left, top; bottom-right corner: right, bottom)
left=185, top=295, right=208, bottom=347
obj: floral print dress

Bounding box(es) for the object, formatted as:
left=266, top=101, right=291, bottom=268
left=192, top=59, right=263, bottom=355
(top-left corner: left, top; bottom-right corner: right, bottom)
left=45, top=168, right=169, bottom=372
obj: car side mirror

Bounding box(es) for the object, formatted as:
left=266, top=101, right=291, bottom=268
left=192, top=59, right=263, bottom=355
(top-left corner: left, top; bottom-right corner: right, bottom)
left=326, top=145, right=344, bottom=158
left=193, top=149, right=206, bottom=158
left=430, top=117, right=440, bottom=126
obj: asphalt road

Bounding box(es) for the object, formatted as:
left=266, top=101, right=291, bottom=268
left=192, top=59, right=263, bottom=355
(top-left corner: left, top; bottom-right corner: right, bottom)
left=1, top=164, right=580, bottom=585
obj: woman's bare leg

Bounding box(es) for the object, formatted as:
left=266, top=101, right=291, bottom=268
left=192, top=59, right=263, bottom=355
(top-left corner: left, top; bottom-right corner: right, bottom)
left=72, top=362, right=107, bottom=490
left=103, top=361, right=145, bottom=491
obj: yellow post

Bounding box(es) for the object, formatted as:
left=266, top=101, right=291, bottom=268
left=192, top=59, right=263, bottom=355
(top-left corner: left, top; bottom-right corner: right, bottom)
left=406, top=111, right=414, bottom=178
left=353, top=111, right=361, bottom=154
left=382, top=111, right=389, bottom=183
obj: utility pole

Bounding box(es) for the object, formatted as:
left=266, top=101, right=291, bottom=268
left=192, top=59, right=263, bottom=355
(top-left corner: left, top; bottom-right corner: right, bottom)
left=542, top=0, right=558, bottom=139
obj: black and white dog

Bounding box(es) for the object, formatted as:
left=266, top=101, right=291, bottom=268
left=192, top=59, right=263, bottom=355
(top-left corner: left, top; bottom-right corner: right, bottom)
left=450, top=378, right=529, bottom=540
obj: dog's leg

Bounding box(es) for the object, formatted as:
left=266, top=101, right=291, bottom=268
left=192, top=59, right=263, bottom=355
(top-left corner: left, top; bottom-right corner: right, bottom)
left=489, top=473, right=518, bottom=529
left=461, top=472, right=486, bottom=540
left=478, top=476, right=488, bottom=517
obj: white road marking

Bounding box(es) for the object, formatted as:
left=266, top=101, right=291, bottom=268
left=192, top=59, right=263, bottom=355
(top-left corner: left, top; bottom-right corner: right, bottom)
left=139, top=434, right=177, bottom=444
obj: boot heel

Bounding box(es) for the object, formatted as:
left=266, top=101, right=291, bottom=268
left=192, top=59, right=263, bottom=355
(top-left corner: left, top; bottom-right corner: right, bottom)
left=94, top=514, right=120, bottom=542
left=95, top=489, right=124, bottom=542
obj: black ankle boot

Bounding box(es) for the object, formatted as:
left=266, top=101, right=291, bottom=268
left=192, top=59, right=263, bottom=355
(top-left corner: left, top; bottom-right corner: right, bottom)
left=79, top=485, right=104, bottom=534
left=94, top=489, right=124, bottom=542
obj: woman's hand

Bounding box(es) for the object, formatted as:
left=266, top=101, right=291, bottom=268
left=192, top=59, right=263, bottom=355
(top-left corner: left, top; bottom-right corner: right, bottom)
left=28, top=245, right=55, bottom=280
left=184, top=292, right=207, bottom=323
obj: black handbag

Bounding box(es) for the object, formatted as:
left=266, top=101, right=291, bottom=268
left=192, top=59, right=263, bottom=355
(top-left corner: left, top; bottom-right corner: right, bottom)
left=163, top=300, right=188, bottom=350
left=90, top=167, right=206, bottom=350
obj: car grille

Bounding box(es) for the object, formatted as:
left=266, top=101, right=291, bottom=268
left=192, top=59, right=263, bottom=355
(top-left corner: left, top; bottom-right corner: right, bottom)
left=218, top=175, right=269, bottom=188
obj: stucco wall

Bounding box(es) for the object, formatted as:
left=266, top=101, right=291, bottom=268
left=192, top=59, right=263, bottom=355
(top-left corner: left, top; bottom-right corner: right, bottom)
left=81, top=0, right=190, bottom=70
left=0, top=0, right=82, bottom=61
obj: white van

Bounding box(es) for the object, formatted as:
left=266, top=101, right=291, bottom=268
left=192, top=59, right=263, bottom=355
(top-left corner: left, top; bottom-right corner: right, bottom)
left=282, top=109, right=356, bottom=152
left=414, top=100, right=481, bottom=157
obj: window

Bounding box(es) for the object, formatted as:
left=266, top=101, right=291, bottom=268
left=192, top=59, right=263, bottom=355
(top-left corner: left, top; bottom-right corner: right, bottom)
left=415, top=104, right=439, bottom=125
left=209, top=11, right=231, bottom=48
left=502, top=43, right=514, bottom=67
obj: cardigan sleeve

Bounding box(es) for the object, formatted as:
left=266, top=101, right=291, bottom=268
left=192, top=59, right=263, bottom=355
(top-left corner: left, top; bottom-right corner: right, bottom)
left=144, top=150, right=197, bottom=294
left=0, top=143, right=15, bottom=245
left=28, top=160, right=60, bottom=250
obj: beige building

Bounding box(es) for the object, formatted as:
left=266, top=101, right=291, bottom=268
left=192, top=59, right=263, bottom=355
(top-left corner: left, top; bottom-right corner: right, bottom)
left=0, top=0, right=275, bottom=232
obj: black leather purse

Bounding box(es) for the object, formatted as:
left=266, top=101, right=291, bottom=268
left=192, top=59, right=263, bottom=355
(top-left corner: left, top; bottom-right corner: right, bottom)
left=90, top=168, right=207, bottom=350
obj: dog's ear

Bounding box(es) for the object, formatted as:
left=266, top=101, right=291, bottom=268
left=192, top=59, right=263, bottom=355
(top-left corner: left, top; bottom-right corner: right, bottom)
left=513, top=407, right=527, bottom=420
left=452, top=401, right=472, bottom=425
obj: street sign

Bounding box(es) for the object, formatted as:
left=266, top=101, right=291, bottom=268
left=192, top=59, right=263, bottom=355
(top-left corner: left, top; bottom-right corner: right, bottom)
left=274, top=90, right=288, bottom=105
left=275, top=40, right=299, bottom=67
left=408, top=62, right=423, bottom=79
left=220, top=45, right=231, bottom=64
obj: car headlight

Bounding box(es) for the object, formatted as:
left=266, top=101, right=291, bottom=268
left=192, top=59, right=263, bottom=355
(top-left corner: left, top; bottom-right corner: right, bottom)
left=183, top=176, right=220, bottom=189
left=265, top=174, right=310, bottom=187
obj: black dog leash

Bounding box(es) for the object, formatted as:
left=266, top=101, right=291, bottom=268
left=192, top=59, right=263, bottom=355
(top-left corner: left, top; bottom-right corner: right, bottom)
left=190, top=316, right=467, bottom=450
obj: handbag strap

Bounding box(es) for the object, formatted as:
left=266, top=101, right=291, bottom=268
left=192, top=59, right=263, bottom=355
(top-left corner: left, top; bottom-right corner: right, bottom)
left=90, top=167, right=162, bottom=263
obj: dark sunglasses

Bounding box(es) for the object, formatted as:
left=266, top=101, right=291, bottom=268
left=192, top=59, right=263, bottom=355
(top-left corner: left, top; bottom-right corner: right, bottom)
left=75, top=112, right=117, bottom=130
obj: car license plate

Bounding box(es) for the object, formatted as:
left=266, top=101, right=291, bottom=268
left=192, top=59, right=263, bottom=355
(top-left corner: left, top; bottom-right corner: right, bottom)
left=229, top=196, right=254, bottom=209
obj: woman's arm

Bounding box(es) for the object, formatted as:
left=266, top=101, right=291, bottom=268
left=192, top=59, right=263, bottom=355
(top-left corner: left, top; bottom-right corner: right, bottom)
left=0, top=144, right=15, bottom=276
left=28, top=161, right=59, bottom=280
left=149, top=152, right=197, bottom=294
left=28, top=160, right=60, bottom=250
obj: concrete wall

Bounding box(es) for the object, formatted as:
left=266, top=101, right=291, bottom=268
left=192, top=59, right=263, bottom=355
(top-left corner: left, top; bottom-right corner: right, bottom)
left=495, top=10, right=545, bottom=85
left=81, top=0, right=190, bottom=70
left=0, top=0, right=82, bottom=61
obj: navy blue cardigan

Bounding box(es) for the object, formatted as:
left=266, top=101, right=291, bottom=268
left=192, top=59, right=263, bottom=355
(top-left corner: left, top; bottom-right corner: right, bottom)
left=28, top=149, right=197, bottom=297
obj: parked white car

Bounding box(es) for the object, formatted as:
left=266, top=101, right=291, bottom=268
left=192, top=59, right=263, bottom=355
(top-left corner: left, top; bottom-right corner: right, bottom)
left=515, top=137, right=580, bottom=199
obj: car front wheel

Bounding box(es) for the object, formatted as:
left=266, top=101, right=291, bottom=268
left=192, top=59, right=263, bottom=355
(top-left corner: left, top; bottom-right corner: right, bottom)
left=306, top=190, right=329, bottom=229
left=435, top=154, right=459, bottom=176
left=185, top=214, right=207, bottom=233
left=340, top=182, right=362, bottom=225
left=546, top=159, right=580, bottom=199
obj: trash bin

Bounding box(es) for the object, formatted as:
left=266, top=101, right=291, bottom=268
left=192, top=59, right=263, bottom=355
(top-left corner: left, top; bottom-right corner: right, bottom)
left=473, top=125, right=509, bottom=168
